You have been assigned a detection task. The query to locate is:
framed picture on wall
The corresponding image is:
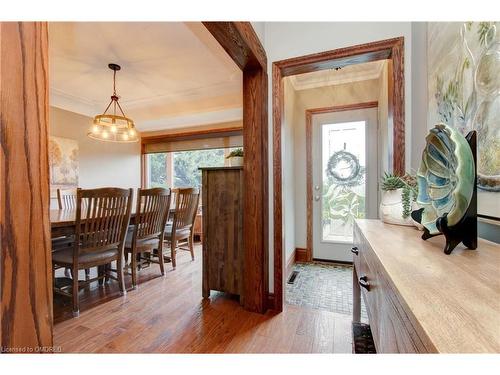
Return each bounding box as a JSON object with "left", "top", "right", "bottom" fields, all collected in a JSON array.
[
  {"left": 48, "top": 136, "right": 79, "bottom": 205},
  {"left": 427, "top": 22, "right": 500, "bottom": 221}
]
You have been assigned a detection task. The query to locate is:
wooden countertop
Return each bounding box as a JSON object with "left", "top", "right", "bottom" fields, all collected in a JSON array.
[{"left": 355, "top": 219, "right": 500, "bottom": 353}]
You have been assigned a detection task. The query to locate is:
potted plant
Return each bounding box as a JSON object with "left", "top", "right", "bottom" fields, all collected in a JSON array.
[
  {"left": 379, "top": 172, "right": 419, "bottom": 226},
  {"left": 226, "top": 148, "right": 243, "bottom": 167}
]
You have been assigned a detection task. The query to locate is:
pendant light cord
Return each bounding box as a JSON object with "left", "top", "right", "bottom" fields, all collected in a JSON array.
[
  {"left": 100, "top": 65, "right": 128, "bottom": 118},
  {"left": 113, "top": 69, "right": 117, "bottom": 96}
]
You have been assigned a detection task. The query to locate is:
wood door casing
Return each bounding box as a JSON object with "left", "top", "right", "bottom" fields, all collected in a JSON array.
[
  {"left": 1, "top": 22, "right": 53, "bottom": 351},
  {"left": 273, "top": 37, "right": 405, "bottom": 312}
]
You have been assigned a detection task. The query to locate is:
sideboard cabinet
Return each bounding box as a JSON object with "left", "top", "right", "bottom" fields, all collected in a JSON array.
[
  {"left": 200, "top": 167, "right": 244, "bottom": 304},
  {"left": 353, "top": 219, "right": 500, "bottom": 353}
]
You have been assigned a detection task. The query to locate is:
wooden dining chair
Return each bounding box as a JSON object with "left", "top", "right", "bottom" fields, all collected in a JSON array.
[
  {"left": 52, "top": 189, "right": 90, "bottom": 279},
  {"left": 57, "top": 188, "right": 77, "bottom": 209},
  {"left": 164, "top": 188, "right": 200, "bottom": 268},
  {"left": 55, "top": 188, "right": 91, "bottom": 279},
  {"left": 124, "top": 188, "right": 171, "bottom": 288},
  {"left": 52, "top": 187, "right": 133, "bottom": 316}
]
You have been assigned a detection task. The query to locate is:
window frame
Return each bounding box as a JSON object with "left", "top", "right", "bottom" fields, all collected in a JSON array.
[{"left": 140, "top": 125, "right": 243, "bottom": 189}]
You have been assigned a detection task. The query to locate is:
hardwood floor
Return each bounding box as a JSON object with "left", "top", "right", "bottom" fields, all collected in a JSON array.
[{"left": 53, "top": 244, "right": 353, "bottom": 353}]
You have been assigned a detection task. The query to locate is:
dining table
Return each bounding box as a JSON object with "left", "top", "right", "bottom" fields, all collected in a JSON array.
[
  {"left": 50, "top": 209, "right": 138, "bottom": 239},
  {"left": 50, "top": 208, "right": 175, "bottom": 239}
]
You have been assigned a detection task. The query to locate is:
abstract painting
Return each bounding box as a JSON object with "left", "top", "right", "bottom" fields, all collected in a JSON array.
[{"left": 427, "top": 22, "right": 500, "bottom": 219}]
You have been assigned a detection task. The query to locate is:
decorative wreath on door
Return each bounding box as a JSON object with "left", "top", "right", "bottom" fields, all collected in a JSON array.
[{"left": 326, "top": 150, "right": 365, "bottom": 187}]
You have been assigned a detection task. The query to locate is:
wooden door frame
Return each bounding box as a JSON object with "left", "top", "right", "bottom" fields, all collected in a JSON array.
[
  {"left": 305, "top": 101, "right": 378, "bottom": 262},
  {"left": 273, "top": 37, "right": 405, "bottom": 312},
  {"left": 203, "top": 22, "right": 268, "bottom": 313}
]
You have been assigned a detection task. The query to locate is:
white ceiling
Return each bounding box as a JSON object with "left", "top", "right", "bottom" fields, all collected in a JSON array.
[
  {"left": 49, "top": 22, "right": 242, "bottom": 131},
  {"left": 289, "top": 60, "right": 386, "bottom": 91}
]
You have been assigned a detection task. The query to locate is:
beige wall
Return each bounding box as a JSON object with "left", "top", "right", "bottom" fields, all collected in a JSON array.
[
  {"left": 282, "top": 78, "right": 296, "bottom": 263},
  {"left": 49, "top": 106, "right": 141, "bottom": 207},
  {"left": 284, "top": 78, "right": 384, "bottom": 250}
]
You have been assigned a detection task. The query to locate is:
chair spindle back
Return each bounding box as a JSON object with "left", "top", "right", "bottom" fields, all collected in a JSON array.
[
  {"left": 74, "top": 188, "right": 133, "bottom": 254},
  {"left": 172, "top": 188, "right": 200, "bottom": 232},
  {"left": 57, "top": 188, "right": 78, "bottom": 209},
  {"left": 133, "top": 188, "right": 171, "bottom": 242}
]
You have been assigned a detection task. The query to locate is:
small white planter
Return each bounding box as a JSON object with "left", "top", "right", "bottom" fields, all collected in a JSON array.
[
  {"left": 228, "top": 156, "right": 243, "bottom": 167},
  {"left": 379, "top": 188, "right": 416, "bottom": 227}
]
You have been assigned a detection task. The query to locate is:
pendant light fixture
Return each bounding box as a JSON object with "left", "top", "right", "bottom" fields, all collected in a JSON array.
[{"left": 88, "top": 63, "right": 139, "bottom": 143}]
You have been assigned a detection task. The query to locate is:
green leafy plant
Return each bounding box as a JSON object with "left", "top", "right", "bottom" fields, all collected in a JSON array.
[
  {"left": 401, "top": 184, "right": 417, "bottom": 218},
  {"left": 226, "top": 148, "right": 243, "bottom": 158},
  {"left": 381, "top": 172, "right": 405, "bottom": 191},
  {"left": 381, "top": 172, "right": 418, "bottom": 218}
]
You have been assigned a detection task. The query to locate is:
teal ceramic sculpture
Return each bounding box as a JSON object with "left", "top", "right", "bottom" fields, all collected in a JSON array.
[{"left": 411, "top": 124, "right": 477, "bottom": 254}]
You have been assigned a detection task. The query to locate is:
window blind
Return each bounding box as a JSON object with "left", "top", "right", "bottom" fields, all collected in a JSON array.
[{"left": 142, "top": 129, "right": 243, "bottom": 154}]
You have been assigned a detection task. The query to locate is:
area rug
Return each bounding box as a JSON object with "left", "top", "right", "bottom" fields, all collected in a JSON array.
[{"left": 285, "top": 262, "right": 368, "bottom": 321}]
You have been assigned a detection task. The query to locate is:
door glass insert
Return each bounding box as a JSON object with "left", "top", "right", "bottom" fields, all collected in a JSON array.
[{"left": 321, "top": 121, "right": 366, "bottom": 242}]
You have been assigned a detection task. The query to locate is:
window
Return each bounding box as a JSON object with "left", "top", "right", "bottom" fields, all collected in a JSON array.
[
  {"left": 148, "top": 153, "right": 168, "bottom": 188},
  {"left": 146, "top": 147, "right": 239, "bottom": 189},
  {"left": 321, "top": 121, "right": 366, "bottom": 242}
]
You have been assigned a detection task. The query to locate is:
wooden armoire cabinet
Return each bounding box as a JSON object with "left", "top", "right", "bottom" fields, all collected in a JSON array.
[{"left": 199, "top": 166, "right": 244, "bottom": 304}]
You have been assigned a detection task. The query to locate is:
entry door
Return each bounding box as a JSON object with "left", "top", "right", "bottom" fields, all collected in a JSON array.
[{"left": 312, "top": 107, "right": 378, "bottom": 262}]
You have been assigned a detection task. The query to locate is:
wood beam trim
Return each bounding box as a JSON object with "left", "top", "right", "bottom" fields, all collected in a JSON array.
[
  {"left": 1, "top": 22, "right": 53, "bottom": 350},
  {"left": 242, "top": 67, "right": 268, "bottom": 313},
  {"left": 204, "top": 22, "right": 268, "bottom": 314},
  {"left": 202, "top": 22, "right": 267, "bottom": 72},
  {"left": 141, "top": 126, "right": 243, "bottom": 146},
  {"left": 276, "top": 37, "right": 402, "bottom": 77},
  {"left": 272, "top": 63, "right": 284, "bottom": 313},
  {"left": 391, "top": 39, "right": 405, "bottom": 175}
]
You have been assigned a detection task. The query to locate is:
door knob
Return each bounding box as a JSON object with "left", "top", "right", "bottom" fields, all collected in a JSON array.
[
  {"left": 314, "top": 185, "right": 320, "bottom": 191},
  {"left": 314, "top": 195, "right": 320, "bottom": 201}
]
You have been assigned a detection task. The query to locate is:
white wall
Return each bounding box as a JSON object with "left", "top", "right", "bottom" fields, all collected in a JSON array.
[
  {"left": 262, "top": 22, "right": 413, "bottom": 291},
  {"left": 50, "top": 106, "right": 141, "bottom": 204},
  {"left": 410, "top": 22, "right": 429, "bottom": 172}
]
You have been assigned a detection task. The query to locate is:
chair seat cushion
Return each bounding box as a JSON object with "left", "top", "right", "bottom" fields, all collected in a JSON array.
[
  {"left": 51, "top": 235, "right": 75, "bottom": 251},
  {"left": 164, "top": 225, "right": 191, "bottom": 240},
  {"left": 52, "top": 247, "right": 119, "bottom": 267},
  {"left": 124, "top": 230, "right": 160, "bottom": 251}
]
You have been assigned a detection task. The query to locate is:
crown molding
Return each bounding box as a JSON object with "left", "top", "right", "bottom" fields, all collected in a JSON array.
[
  {"left": 50, "top": 87, "right": 99, "bottom": 117},
  {"left": 137, "top": 107, "right": 242, "bottom": 131}
]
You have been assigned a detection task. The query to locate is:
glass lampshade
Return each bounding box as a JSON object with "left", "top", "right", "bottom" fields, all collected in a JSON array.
[{"left": 88, "top": 114, "right": 139, "bottom": 143}]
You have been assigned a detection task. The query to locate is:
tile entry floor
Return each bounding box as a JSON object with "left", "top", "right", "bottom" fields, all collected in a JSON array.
[{"left": 286, "top": 262, "right": 368, "bottom": 322}]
